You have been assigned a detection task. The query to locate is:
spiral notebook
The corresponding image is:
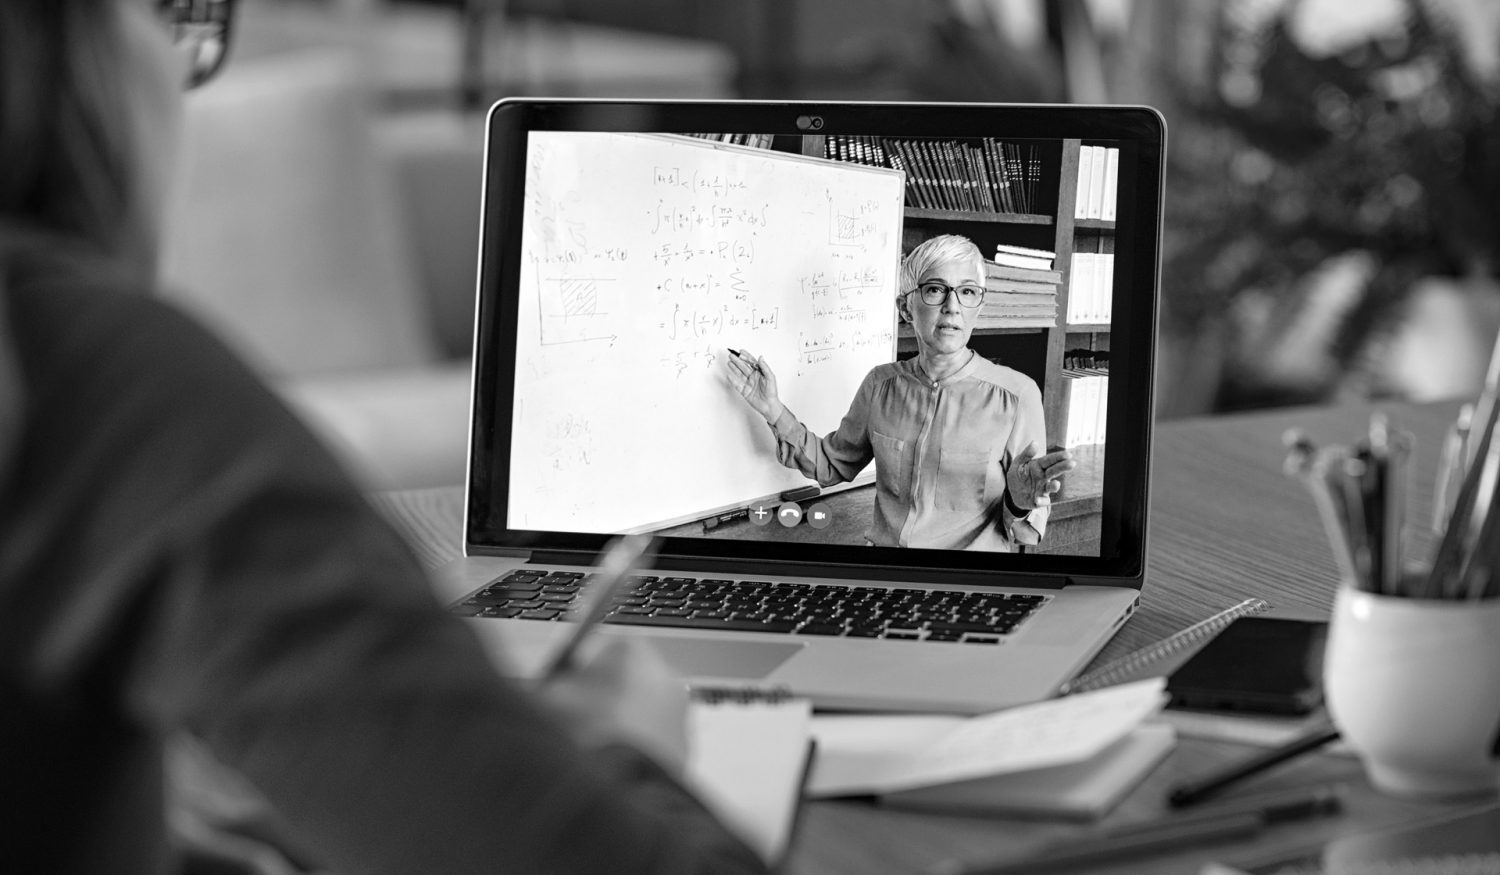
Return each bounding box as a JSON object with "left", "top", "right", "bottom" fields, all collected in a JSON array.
[
  {"left": 684, "top": 687, "right": 814, "bottom": 867},
  {"left": 1061, "top": 598, "right": 1271, "bottom": 694}
]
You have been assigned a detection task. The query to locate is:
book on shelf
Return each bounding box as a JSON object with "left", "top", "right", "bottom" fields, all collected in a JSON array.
[
  {"left": 977, "top": 286, "right": 1057, "bottom": 330},
  {"left": 1074, "top": 145, "right": 1094, "bottom": 220},
  {"left": 1066, "top": 236, "right": 1114, "bottom": 326},
  {"left": 1085, "top": 145, "right": 1106, "bottom": 219},
  {"left": 1062, "top": 351, "right": 1109, "bottom": 447},
  {"left": 980, "top": 256, "right": 1059, "bottom": 331},
  {"left": 1101, "top": 147, "right": 1118, "bottom": 222},
  {"left": 1074, "top": 145, "right": 1119, "bottom": 221},
  {"left": 991, "top": 245, "right": 1057, "bottom": 272},
  {"left": 990, "top": 258, "right": 1062, "bottom": 285},
  {"left": 686, "top": 132, "right": 775, "bottom": 150},
  {"left": 829, "top": 137, "right": 1042, "bottom": 215}
]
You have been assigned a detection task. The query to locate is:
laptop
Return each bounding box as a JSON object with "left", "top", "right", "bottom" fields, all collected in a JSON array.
[{"left": 436, "top": 99, "right": 1165, "bottom": 713}]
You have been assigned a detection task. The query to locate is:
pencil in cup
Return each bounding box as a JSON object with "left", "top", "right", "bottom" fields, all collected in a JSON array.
[
  {"left": 1424, "top": 325, "right": 1500, "bottom": 599},
  {"left": 1284, "top": 422, "right": 1414, "bottom": 597},
  {"left": 1427, "top": 395, "right": 1500, "bottom": 599},
  {"left": 1283, "top": 432, "right": 1363, "bottom": 589}
]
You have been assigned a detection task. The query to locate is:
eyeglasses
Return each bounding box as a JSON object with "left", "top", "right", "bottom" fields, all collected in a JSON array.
[
  {"left": 909, "top": 281, "right": 987, "bottom": 309},
  {"left": 156, "top": 0, "right": 237, "bottom": 89}
]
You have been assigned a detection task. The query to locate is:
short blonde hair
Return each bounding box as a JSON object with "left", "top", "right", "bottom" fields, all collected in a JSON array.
[{"left": 899, "top": 234, "right": 986, "bottom": 293}]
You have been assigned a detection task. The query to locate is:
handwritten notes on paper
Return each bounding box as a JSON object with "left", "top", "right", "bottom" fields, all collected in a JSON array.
[
  {"left": 511, "top": 132, "right": 905, "bottom": 533},
  {"left": 807, "top": 679, "right": 1168, "bottom": 797}
]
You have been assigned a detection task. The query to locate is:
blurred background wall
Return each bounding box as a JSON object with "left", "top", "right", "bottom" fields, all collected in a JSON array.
[{"left": 166, "top": 0, "right": 1500, "bottom": 448}]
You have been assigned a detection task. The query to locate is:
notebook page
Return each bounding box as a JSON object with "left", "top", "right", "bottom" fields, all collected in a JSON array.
[
  {"left": 810, "top": 678, "right": 1166, "bottom": 796},
  {"left": 684, "top": 692, "right": 813, "bottom": 865}
]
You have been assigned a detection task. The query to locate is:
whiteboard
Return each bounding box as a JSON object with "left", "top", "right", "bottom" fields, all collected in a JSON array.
[{"left": 510, "top": 132, "right": 905, "bottom": 533}]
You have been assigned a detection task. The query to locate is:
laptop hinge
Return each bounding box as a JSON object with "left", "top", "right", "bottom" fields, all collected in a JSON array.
[{"left": 525, "top": 550, "right": 1075, "bottom": 589}]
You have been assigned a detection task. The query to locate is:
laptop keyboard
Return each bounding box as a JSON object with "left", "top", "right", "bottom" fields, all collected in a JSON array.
[{"left": 451, "top": 569, "right": 1048, "bottom": 644}]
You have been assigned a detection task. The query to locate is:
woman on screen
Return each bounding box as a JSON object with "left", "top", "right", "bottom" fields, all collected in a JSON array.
[{"left": 726, "top": 234, "right": 1074, "bottom": 550}]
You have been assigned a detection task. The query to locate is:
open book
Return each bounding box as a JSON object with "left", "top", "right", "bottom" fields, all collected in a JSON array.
[
  {"left": 683, "top": 688, "right": 814, "bottom": 866},
  {"left": 807, "top": 679, "right": 1171, "bottom": 819}
]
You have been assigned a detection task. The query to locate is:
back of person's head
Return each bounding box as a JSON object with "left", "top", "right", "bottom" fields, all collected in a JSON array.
[{"left": 0, "top": 0, "right": 154, "bottom": 271}]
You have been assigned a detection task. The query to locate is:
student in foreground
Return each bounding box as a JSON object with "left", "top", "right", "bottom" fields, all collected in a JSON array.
[
  {"left": 0, "top": 1, "right": 763, "bottom": 873},
  {"left": 726, "top": 234, "right": 1076, "bottom": 551}
]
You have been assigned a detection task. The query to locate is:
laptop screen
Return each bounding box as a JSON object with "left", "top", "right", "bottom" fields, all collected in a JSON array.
[{"left": 468, "top": 101, "right": 1162, "bottom": 586}]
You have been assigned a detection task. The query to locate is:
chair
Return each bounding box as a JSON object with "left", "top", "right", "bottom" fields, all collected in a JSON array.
[{"left": 159, "top": 47, "right": 480, "bottom": 489}]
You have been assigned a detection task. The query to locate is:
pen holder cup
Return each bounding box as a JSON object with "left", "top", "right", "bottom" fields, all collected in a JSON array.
[{"left": 1324, "top": 585, "right": 1500, "bottom": 799}]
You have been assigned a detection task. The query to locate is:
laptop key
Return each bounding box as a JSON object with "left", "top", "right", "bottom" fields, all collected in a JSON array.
[{"left": 927, "top": 621, "right": 1007, "bottom": 636}]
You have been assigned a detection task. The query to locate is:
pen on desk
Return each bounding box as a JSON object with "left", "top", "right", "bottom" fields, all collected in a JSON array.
[
  {"left": 703, "top": 507, "right": 750, "bottom": 531},
  {"left": 1167, "top": 723, "right": 1342, "bottom": 807},
  {"left": 926, "top": 784, "right": 1345, "bottom": 875},
  {"left": 538, "top": 532, "right": 655, "bottom": 680}
]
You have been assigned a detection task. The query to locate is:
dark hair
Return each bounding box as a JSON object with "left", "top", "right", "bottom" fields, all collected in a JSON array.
[{"left": 0, "top": 0, "right": 147, "bottom": 266}]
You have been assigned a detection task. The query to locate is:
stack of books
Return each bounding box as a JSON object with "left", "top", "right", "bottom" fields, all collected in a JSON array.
[{"left": 979, "top": 254, "right": 1060, "bottom": 330}]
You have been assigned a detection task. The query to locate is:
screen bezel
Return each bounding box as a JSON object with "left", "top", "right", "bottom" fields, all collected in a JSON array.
[{"left": 466, "top": 99, "right": 1163, "bottom": 588}]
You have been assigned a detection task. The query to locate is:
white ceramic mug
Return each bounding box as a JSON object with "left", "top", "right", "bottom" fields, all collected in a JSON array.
[{"left": 1324, "top": 586, "right": 1500, "bottom": 798}]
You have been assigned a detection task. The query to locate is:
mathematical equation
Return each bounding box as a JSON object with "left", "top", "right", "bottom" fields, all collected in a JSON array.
[
  {"left": 649, "top": 200, "right": 769, "bottom": 235},
  {"left": 799, "top": 329, "right": 894, "bottom": 366},
  {"left": 661, "top": 303, "right": 780, "bottom": 342},
  {"left": 652, "top": 165, "right": 752, "bottom": 198}
]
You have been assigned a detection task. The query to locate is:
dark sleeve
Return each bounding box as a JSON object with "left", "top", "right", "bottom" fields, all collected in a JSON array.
[{"left": 2, "top": 283, "right": 765, "bottom": 875}]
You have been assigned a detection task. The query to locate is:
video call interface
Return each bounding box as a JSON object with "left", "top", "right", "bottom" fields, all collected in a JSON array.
[{"left": 505, "top": 131, "right": 1119, "bottom": 559}]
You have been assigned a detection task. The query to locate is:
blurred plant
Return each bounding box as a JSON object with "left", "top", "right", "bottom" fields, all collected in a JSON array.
[{"left": 1162, "top": 0, "right": 1500, "bottom": 410}]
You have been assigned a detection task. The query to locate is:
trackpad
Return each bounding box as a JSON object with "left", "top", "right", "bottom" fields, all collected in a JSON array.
[{"left": 645, "top": 636, "right": 803, "bottom": 679}]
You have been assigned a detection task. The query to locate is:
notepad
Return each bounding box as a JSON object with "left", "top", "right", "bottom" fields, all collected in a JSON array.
[
  {"left": 683, "top": 688, "right": 814, "bottom": 866},
  {"left": 881, "top": 723, "right": 1176, "bottom": 819},
  {"left": 807, "top": 678, "right": 1168, "bottom": 802}
]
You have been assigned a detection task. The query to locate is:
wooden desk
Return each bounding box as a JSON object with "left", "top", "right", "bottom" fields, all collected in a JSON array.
[{"left": 372, "top": 397, "right": 1483, "bottom": 874}]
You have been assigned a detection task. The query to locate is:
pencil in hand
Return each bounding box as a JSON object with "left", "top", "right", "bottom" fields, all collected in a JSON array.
[{"left": 539, "top": 533, "right": 656, "bottom": 680}]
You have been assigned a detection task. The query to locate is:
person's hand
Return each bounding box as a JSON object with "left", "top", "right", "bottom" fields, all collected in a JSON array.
[
  {"left": 537, "top": 637, "right": 690, "bottom": 774},
  {"left": 724, "top": 348, "right": 784, "bottom": 424},
  {"left": 1005, "top": 442, "right": 1076, "bottom": 512}
]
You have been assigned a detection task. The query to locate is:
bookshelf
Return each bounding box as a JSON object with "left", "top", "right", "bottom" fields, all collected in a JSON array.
[{"left": 807, "top": 136, "right": 1114, "bottom": 450}]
